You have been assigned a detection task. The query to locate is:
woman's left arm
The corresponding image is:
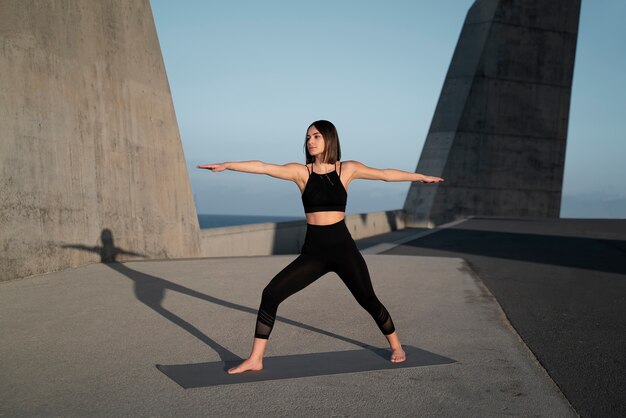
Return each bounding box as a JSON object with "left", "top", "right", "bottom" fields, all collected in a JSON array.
[{"left": 350, "top": 161, "right": 444, "bottom": 183}]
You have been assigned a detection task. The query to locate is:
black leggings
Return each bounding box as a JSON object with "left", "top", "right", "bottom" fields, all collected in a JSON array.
[{"left": 254, "top": 219, "right": 396, "bottom": 339}]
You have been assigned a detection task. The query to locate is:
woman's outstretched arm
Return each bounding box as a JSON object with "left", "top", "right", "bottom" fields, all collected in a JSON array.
[
  {"left": 347, "top": 160, "right": 444, "bottom": 183},
  {"left": 197, "top": 160, "right": 302, "bottom": 182}
]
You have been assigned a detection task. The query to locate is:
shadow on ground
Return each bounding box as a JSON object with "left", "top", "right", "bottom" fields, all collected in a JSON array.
[
  {"left": 63, "top": 227, "right": 456, "bottom": 386},
  {"left": 383, "top": 217, "right": 626, "bottom": 418}
]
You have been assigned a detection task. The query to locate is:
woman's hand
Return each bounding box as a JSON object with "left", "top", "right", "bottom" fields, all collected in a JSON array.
[
  {"left": 197, "top": 163, "right": 227, "bottom": 172},
  {"left": 420, "top": 175, "right": 444, "bottom": 183}
]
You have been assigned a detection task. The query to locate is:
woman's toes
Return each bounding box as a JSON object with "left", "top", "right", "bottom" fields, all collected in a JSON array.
[
  {"left": 227, "top": 365, "right": 243, "bottom": 374},
  {"left": 227, "top": 359, "right": 263, "bottom": 374},
  {"left": 391, "top": 349, "right": 406, "bottom": 363}
]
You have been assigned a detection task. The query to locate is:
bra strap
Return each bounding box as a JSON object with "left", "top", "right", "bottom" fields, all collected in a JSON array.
[{"left": 339, "top": 161, "right": 342, "bottom": 177}]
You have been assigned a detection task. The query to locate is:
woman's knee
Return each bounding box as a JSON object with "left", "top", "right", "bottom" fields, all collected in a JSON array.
[{"left": 261, "top": 286, "right": 283, "bottom": 309}]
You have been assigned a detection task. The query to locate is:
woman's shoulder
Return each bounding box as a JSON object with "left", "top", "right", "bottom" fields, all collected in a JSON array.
[
  {"left": 281, "top": 162, "right": 309, "bottom": 169},
  {"left": 339, "top": 160, "right": 362, "bottom": 170},
  {"left": 284, "top": 162, "right": 310, "bottom": 176}
]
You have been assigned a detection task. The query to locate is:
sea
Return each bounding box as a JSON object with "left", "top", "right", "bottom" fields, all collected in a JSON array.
[{"left": 197, "top": 214, "right": 304, "bottom": 229}]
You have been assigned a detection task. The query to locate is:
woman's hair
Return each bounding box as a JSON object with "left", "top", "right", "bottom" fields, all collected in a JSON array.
[{"left": 304, "top": 120, "right": 342, "bottom": 164}]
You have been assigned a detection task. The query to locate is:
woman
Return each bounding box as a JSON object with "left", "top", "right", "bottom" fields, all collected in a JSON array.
[{"left": 197, "top": 120, "right": 444, "bottom": 374}]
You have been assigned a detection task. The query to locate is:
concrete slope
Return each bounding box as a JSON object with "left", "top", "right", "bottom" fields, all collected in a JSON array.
[{"left": 384, "top": 217, "right": 626, "bottom": 417}]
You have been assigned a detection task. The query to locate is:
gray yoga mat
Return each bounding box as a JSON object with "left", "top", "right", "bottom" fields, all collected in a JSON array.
[{"left": 156, "top": 345, "right": 455, "bottom": 388}]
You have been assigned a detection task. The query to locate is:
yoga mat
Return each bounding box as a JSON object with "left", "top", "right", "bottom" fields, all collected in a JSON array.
[{"left": 156, "top": 345, "right": 455, "bottom": 388}]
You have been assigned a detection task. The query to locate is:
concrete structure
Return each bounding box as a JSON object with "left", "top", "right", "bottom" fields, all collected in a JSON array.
[
  {"left": 0, "top": 1, "right": 201, "bottom": 281},
  {"left": 0, "top": 0, "right": 585, "bottom": 280},
  {"left": 200, "top": 210, "right": 405, "bottom": 257},
  {"left": 382, "top": 217, "right": 626, "bottom": 417},
  {"left": 404, "top": 0, "right": 581, "bottom": 227}
]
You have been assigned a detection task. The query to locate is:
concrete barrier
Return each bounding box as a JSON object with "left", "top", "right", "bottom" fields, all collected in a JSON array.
[
  {"left": 0, "top": 1, "right": 201, "bottom": 282},
  {"left": 403, "top": 0, "right": 581, "bottom": 226},
  {"left": 199, "top": 209, "right": 406, "bottom": 257}
]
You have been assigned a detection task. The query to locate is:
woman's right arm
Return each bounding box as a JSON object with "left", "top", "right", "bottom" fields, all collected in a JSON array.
[{"left": 197, "top": 160, "right": 301, "bottom": 182}]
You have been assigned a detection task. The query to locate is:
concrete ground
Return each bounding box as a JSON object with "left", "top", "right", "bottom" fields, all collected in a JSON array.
[
  {"left": 0, "top": 243, "right": 575, "bottom": 416},
  {"left": 381, "top": 217, "right": 626, "bottom": 418}
]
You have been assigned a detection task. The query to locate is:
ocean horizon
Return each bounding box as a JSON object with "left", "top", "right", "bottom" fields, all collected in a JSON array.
[{"left": 197, "top": 213, "right": 304, "bottom": 229}]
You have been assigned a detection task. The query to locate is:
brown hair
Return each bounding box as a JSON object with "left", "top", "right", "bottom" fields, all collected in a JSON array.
[{"left": 304, "top": 120, "right": 342, "bottom": 164}]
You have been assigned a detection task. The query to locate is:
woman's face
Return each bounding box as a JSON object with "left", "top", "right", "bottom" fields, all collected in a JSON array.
[{"left": 306, "top": 125, "right": 325, "bottom": 159}]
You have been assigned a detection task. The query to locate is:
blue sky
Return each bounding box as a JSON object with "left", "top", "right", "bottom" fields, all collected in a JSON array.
[{"left": 150, "top": 0, "right": 626, "bottom": 218}]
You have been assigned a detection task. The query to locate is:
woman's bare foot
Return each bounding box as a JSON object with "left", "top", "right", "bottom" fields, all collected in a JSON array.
[
  {"left": 227, "top": 357, "right": 263, "bottom": 374},
  {"left": 384, "top": 331, "right": 406, "bottom": 363},
  {"left": 390, "top": 346, "right": 406, "bottom": 363}
]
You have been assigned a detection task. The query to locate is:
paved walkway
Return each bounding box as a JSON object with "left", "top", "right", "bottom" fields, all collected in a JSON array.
[
  {"left": 0, "top": 249, "right": 574, "bottom": 416},
  {"left": 382, "top": 217, "right": 626, "bottom": 418}
]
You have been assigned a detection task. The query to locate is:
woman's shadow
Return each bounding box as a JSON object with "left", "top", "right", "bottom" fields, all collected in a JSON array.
[{"left": 62, "top": 228, "right": 381, "bottom": 367}]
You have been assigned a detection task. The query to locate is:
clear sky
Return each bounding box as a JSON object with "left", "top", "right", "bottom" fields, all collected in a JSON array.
[{"left": 150, "top": 0, "right": 626, "bottom": 218}]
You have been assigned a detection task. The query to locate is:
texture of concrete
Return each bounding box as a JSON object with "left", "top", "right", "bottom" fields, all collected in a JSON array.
[
  {"left": 404, "top": 0, "right": 581, "bottom": 226},
  {"left": 0, "top": 255, "right": 575, "bottom": 416},
  {"left": 383, "top": 217, "right": 626, "bottom": 417},
  {"left": 0, "top": 0, "right": 201, "bottom": 282}
]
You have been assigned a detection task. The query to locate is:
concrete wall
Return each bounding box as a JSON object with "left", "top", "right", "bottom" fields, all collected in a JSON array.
[
  {"left": 200, "top": 210, "right": 406, "bottom": 257},
  {"left": 403, "top": 0, "right": 581, "bottom": 226},
  {"left": 0, "top": 1, "right": 202, "bottom": 281}
]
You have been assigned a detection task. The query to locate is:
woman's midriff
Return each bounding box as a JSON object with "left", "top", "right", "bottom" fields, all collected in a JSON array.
[
  {"left": 305, "top": 211, "right": 345, "bottom": 226},
  {"left": 302, "top": 217, "right": 354, "bottom": 257}
]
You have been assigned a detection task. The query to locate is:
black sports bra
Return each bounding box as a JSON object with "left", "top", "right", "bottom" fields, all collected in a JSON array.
[{"left": 301, "top": 162, "right": 347, "bottom": 213}]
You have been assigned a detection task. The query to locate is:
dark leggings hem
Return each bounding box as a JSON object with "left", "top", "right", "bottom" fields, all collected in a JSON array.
[{"left": 383, "top": 327, "right": 396, "bottom": 336}]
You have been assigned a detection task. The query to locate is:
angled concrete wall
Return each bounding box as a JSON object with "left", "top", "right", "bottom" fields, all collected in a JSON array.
[
  {"left": 403, "top": 0, "right": 581, "bottom": 227},
  {"left": 0, "top": 0, "right": 202, "bottom": 281}
]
